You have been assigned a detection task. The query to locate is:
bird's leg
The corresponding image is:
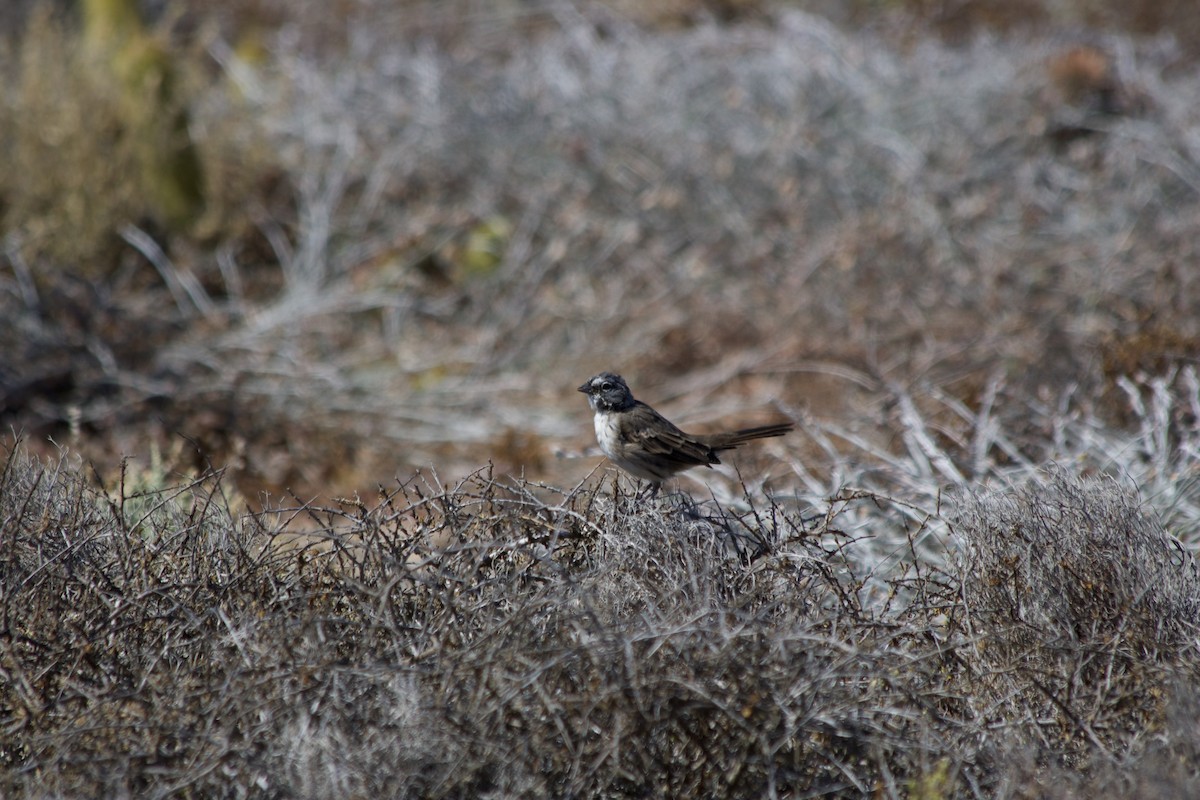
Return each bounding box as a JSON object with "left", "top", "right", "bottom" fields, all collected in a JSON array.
[{"left": 641, "top": 481, "right": 662, "bottom": 500}]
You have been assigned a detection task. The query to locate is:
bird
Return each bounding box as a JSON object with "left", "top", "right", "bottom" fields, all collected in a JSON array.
[{"left": 578, "top": 372, "right": 794, "bottom": 495}]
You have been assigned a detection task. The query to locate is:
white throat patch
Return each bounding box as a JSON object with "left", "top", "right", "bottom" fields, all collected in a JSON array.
[{"left": 592, "top": 409, "right": 622, "bottom": 460}]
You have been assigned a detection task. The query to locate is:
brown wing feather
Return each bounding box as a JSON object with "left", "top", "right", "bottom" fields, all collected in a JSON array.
[
  {"left": 623, "top": 402, "right": 720, "bottom": 467},
  {"left": 614, "top": 403, "right": 794, "bottom": 476}
]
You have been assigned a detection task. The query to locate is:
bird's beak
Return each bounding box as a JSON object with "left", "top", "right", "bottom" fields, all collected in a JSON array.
[{"left": 577, "top": 383, "right": 590, "bottom": 393}]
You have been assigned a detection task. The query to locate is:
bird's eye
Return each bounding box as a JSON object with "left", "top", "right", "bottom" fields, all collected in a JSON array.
[{"left": 600, "top": 381, "right": 612, "bottom": 391}]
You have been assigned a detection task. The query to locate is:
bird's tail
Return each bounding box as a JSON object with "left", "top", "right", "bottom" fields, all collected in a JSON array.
[{"left": 705, "top": 421, "right": 795, "bottom": 450}]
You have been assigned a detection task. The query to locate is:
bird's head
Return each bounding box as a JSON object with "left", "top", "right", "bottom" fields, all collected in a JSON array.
[{"left": 577, "top": 372, "right": 636, "bottom": 412}]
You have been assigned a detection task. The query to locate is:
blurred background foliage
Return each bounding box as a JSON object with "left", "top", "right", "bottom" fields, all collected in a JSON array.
[{"left": 1, "top": 0, "right": 1199, "bottom": 503}]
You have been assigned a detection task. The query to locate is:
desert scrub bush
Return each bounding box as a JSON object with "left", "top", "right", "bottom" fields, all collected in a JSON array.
[
  {"left": 0, "top": 444, "right": 972, "bottom": 798},
  {"left": 182, "top": 6, "right": 1200, "bottom": 498},
  {"left": 798, "top": 368, "right": 1200, "bottom": 552},
  {"left": 5, "top": 443, "right": 1200, "bottom": 797},
  {"left": 953, "top": 468, "right": 1200, "bottom": 763},
  {"left": 0, "top": 443, "right": 282, "bottom": 798},
  {"left": 266, "top": 474, "right": 969, "bottom": 799}
]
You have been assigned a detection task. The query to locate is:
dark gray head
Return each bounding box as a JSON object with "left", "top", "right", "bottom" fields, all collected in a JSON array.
[{"left": 577, "top": 372, "right": 636, "bottom": 412}]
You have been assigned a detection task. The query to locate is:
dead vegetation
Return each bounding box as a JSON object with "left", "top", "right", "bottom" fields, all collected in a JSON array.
[
  {"left": 4, "top": 1, "right": 1200, "bottom": 499},
  {"left": 1, "top": 438, "right": 1197, "bottom": 798},
  {"left": 3, "top": 2, "right": 1200, "bottom": 795}
]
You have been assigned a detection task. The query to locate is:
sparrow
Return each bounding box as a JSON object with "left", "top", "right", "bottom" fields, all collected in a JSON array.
[{"left": 578, "top": 372, "right": 794, "bottom": 494}]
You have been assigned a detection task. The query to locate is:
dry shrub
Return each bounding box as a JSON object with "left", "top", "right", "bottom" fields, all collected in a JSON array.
[
  {"left": 0, "top": 445, "right": 963, "bottom": 798},
  {"left": 954, "top": 468, "right": 1200, "bottom": 760},
  {"left": 5, "top": 441, "right": 1200, "bottom": 797},
  {"left": 0, "top": 445, "right": 276, "bottom": 799},
  {"left": 827, "top": 0, "right": 1200, "bottom": 57},
  {"left": 270, "top": 477, "right": 962, "bottom": 798},
  {"left": 7, "top": 0, "right": 1200, "bottom": 504}
]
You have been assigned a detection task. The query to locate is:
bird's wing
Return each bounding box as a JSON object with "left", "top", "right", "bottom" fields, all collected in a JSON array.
[{"left": 624, "top": 403, "right": 719, "bottom": 467}]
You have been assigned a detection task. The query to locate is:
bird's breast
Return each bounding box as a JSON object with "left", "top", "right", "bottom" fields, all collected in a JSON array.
[{"left": 593, "top": 410, "right": 624, "bottom": 460}]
